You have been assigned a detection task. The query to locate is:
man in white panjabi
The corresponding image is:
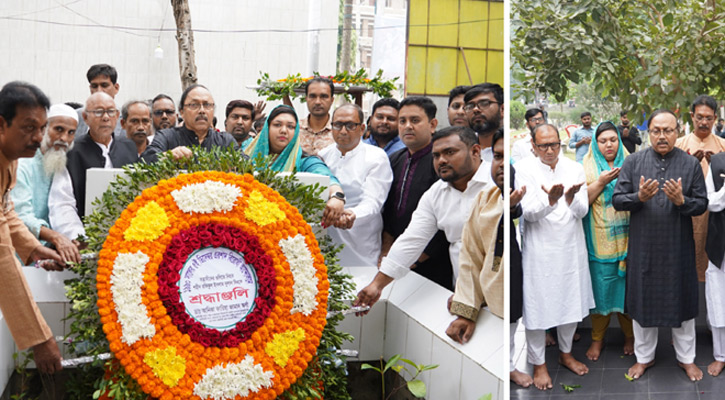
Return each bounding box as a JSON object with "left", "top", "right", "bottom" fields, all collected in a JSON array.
[
  {"left": 704, "top": 151, "right": 725, "bottom": 377},
  {"left": 319, "top": 104, "right": 393, "bottom": 266},
  {"left": 515, "top": 123, "right": 594, "bottom": 390}
]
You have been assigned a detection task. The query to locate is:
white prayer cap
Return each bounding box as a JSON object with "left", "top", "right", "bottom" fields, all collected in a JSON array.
[{"left": 47, "top": 104, "right": 78, "bottom": 123}]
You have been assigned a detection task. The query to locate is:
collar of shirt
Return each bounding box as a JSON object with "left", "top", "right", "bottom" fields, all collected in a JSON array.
[
  {"left": 301, "top": 114, "right": 332, "bottom": 135},
  {"left": 443, "top": 160, "right": 490, "bottom": 193},
  {"left": 180, "top": 125, "right": 214, "bottom": 144},
  {"left": 365, "top": 134, "right": 401, "bottom": 149},
  {"left": 333, "top": 140, "right": 365, "bottom": 159},
  {"left": 93, "top": 136, "right": 115, "bottom": 168},
  {"left": 407, "top": 142, "right": 433, "bottom": 162}
]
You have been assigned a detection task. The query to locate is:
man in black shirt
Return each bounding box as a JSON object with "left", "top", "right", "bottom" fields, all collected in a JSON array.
[
  {"left": 142, "top": 84, "right": 238, "bottom": 163},
  {"left": 617, "top": 110, "right": 641, "bottom": 153}
]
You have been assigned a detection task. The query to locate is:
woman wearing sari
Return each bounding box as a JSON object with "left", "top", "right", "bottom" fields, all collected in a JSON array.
[
  {"left": 583, "top": 121, "right": 634, "bottom": 361},
  {"left": 244, "top": 105, "right": 345, "bottom": 228}
]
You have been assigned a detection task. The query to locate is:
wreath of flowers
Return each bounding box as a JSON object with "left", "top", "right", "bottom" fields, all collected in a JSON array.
[
  {"left": 256, "top": 68, "right": 399, "bottom": 101},
  {"left": 96, "top": 171, "right": 329, "bottom": 400}
]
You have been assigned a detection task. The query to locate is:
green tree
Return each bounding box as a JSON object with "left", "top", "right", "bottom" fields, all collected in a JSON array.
[
  {"left": 510, "top": 100, "right": 527, "bottom": 130},
  {"left": 512, "top": 0, "right": 725, "bottom": 120}
]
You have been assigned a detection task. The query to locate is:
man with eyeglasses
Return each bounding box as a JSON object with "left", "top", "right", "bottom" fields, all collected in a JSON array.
[
  {"left": 319, "top": 104, "right": 393, "bottom": 266},
  {"left": 447, "top": 85, "right": 470, "bottom": 128},
  {"left": 511, "top": 108, "right": 549, "bottom": 163},
  {"left": 515, "top": 123, "right": 593, "bottom": 390},
  {"left": 675, "top": 95, "right": 725, "bottom": 283},
  {"left": 142, "top": 84, "right": 237, "bottom": 163},
  {"left": 613, "top": 109, "right": 708, "bottom": 382},
  {"left": 463, "top": 83, "right": 503, "bottom": 162},
  {"left": 363, "top": 98, "right": 405, "bottom": 157},
  {"left": 151, "top": 94, "right": 177, "bottom": 132},
  {"left": 75, "top": 64, "right": 125, "bottom": 137},
  {"left": 49, "top": 92, "right": 137, "bottom": 237},
  {"left": 569, "top": 111, "right": 594, "bottom": 162},
  {"left": 618, "top": 110, "right": 641, "bottom": 153}
]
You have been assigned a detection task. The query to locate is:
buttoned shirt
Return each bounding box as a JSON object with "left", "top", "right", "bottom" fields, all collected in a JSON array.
[
  {"left": 379, "top": 162, "right": 490, "bottom": 283},
  {"left": 319, "top": 142, "right": 393, "bottom": 266},
  {"left": 569, "top": 126, "right": 595, "bottom": 162},
  {"left": 11, "top": 149, "right": 52, "bottom": 240},
  {"left": 0, "top": 150, "right": 53, "bottom": 350},
  {"left": 299, "top": 115, "right": 333, "bottom": 155}
]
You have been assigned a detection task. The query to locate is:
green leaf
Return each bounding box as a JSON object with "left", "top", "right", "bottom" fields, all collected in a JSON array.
[
  {"left": 361, "top": 364, "right": 381, "bottom": 373},
  {"left": 407, "top": 379, "right": 427, "bottom": 398},
  {"left": 419, "top": 364, "right": 439, "bottom": 372},
  {"left": 384, "top": 354, "right": 402, "bottom": 372},
  {"left": 560, "top": 383, "right": 581, "bottom": 392},
  {"left": 663, "top": 13, "right": 673, "bottom": 26},
  {"left": 625, "top": 373, "right": 634, "bottom": 381},
  {"left": 392, "top": 365, "right": 404, "bottom": 373},
  {"left": 478, "top": 394, "right": 493, "bottom": 400}
]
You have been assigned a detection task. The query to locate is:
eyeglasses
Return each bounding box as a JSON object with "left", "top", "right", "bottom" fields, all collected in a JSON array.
[
  {"left": 464, "top": 100, "right": 499, "bottom": 111},
  {"left": 534, "top": 142, "right": 561, "bottom": 151},
  {"left": 184, "top": 103, "right": 215, "bottom": 111},
  {"left": 694, "top": 115, "right": 715, "bottom": 123},
  {"left": 88, "top": 109, "right": 118, "bottom": 118},
  {"left": 650, "top": 128, "right": 677, "bottom": 137},
  {"left": 528, "top": 117, "right": 545, "bottom": 124},
  {"left": 153, "top": 109, "right": 175, "bottom": 117},
  {"left": 332, "top": 122, "right": 361, "bottom": 131}
]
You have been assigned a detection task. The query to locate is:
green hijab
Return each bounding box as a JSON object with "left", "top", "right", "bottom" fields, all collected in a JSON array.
[{"left": 243, "top": 105, "right": 302, "bottom": 172}]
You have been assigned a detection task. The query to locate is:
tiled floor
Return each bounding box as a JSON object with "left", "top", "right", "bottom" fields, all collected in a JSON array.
[{"left": 510, "top": 325, "right": 725, "bottom": 399}]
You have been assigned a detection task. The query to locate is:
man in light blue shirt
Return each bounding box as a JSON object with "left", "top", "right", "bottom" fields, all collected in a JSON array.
[
  {"left": 363, "top": 98, "right": 405, "bottom": 157},
  {"left": 12, "top": 104, "right": 81, "bottom": 263},
  {"left": 569, "top": 111, "right": 594, "bottom": 162}
]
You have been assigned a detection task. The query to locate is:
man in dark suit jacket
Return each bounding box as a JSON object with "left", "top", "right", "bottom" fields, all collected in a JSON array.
[{"left": 66, "top": 92, "right": 137, "bottom": 217}]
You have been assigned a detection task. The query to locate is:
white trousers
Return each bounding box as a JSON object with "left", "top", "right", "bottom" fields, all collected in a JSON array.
[
  {"left": 525, "top": 322, "right": 577, "bottom": 366},
  {"left": 510, "top": 321, "right": 518, "bottom": 371},
  {"left": 713, "top": 326, "right": 725, "bottom": 362},
  {"left": 632, "top": 318, "right": 696, "bottom": 364}
]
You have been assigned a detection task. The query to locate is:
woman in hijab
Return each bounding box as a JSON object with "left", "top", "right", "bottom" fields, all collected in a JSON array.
[
  {"left": 582, "top": 121, "right": 633, "bottom": 361},
  {"left": 244, "top": 105, "right": 345, "bottom": 228}
]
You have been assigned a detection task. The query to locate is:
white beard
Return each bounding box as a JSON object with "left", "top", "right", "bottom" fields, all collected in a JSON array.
[{"left": 42, "top": 148, "right": 69, "bottom": 177}]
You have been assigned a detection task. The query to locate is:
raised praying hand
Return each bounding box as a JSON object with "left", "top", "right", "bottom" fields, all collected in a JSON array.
[
  {"left": 542, "top": 183, "right": 564, "bottom": 206},
  {"left": 564, "top": 182, "right": 585, "bottom": 205},
  {"left": 510, "top": 186, "right": 526, "bottom": 209},
  {"left": 637, "top": 176, "right": 659, "bottom": 202},
  {"left": 663, "top": 177, "right": 685, "bottom": 206}
]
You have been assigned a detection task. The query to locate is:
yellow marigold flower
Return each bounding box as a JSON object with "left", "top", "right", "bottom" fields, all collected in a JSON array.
[
  {"left": 244, "top": 190, "right": 286, "bottom": 226},
  {"left": 124, "top": 201, "right": 169, "bottom": 242},
  {"left": 143, "top": 346, "right": 187, "bottom": 387},
  {"left": 265, "top": 328, "right": 306, "bottom": 367}
]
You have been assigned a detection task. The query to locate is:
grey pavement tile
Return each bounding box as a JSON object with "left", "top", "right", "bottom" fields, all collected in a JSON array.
[
  {"left": 647, "top": 366, "right": 701, "bottom": 393},
  {"left": 600, "top": 394, "right": 649, "bottom": 400},
  {"left": 600, "top": 347, "right": 636, "bottom": 369},
  {"left": 510, "top": 385, "right": 551, "bottom": 399},
  {"left": 599, "top": 368, "right": 648, "bottom": 394},
  {"left": 648, "top": 392, "right": 700, "bottom": 400},
  {"left": 548, "top": 395, "right": 599, "bottom": 400},
  {"left": 550, "top": 368, "right": 603, "bottom": 396},
  {"left": 695, "top": 372, "right": 725, "bottom": 393}
]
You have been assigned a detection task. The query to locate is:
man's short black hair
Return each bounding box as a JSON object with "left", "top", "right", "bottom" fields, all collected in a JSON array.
[
  {"left": 580, "top": 111, "right": 591, "bottom": 119},
  {"left": 647, "top": 109, "right": 681, "bottom": 132},
  {"left": 448, "top": 85, "right": 470, "bottom": 106},
  {"left": 531, "top": 123, "right": 559, "bottom": 143},
  {"left": 431, "top": 125, "right": 478, "bottom": 147},
  {"left": 332, "top": 104, "right": 364, "bottom": 123},
  {"left": 371, "top": 98, "right": 400, "bottom": 115},
  {"left": 399, "top": 96, "right": 437, "bottom": 121},
  {"left": 0, "top": 81, "right": 50, "bottom": 126},
  {"left": 463, "top": 83, "right": 503, "bottom": 105},
  {"left": 152, "top": 94, "right": 175, "bottom": 107},
  {"left": 86, "top": 64, "right": 118, "bottom": 84},
  {"left": 179, "top": 84, "right": 209, "bottom": 110},
  {"left": 691, "top": 94, "right": 718, "bottom": 114},
  {"left": 525, "top": 108, "right": 545, "bottom": 122},
  {"left": 225, "top": 100, "right": 255, "bottom": 120},
  {"left": 620, "top": 110, "right": 629, "bottom": 117},
  {"left": 492, "top": 127, "right": 504, "bottom": 147},
  {"left": 65, "top": 101, "right": 83, "bottom": 110},
  {"left": 121, "top": 100, "right": 151, "bottom": 121},
  {"left": 304, "top": 76, "right": 334, "bottom": 97}
]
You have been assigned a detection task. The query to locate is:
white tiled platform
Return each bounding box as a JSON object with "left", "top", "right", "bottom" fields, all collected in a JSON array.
[{"left": 342, "top": 266, "right": 504, "bottom": 400}]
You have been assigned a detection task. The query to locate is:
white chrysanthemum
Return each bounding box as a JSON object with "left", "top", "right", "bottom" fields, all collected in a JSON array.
[
  {"left": 171, "top": 181, "right": 242, "bottom": 214},
  {"left": 110, "top": 251, "right": 155, "bottom": 344},
  {"left": 193, "top": 355, "right": 274, "bottom": 400},
  {"left": 279, "top": 235, "right": 319, "bottom": 315}
]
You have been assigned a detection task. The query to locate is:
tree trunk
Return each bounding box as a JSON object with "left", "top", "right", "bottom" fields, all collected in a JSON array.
[
  {"left": 171, "top": 0, "right": 198, "bottom": 90},
  {"left": 340, "top": 0, "right": 353, "bottom": 72}
]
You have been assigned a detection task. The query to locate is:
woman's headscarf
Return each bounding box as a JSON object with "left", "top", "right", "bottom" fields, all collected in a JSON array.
[
  {"left": 582, "top": 121, "right": 629, "bottom": 275},
  {"left": 243, "top": 105, "right": 302, "bottom": 172}
]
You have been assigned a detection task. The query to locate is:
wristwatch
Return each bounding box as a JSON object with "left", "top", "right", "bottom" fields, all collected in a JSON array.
[{"left": 330, "top": 192, "right": 346, "bottom": 204}]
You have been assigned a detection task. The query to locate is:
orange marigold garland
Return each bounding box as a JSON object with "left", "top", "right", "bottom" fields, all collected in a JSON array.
[{"left": 96, "top": 171, "right": 329, "bottom": 400}]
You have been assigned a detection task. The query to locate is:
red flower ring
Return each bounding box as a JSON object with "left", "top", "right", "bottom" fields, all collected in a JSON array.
[{"left": 158, "top": 224, "right": 277, "bottom": 348}]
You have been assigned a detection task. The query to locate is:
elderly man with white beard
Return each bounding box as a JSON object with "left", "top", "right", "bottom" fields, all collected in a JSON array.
[{"left": 11, "top": 104, "right": 81, "bottom": 264}]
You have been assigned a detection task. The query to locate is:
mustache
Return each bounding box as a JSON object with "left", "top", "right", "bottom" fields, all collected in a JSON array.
[{"left": 52, "top": 140, "right": 68, "bottom": 148}]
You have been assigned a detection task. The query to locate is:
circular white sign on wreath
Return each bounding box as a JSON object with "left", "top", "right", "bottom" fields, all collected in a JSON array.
[{"left": 179, "top": 247, "right": 258, "bottom": 331}]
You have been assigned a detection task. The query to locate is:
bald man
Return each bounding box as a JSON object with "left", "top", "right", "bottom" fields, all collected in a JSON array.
[{"left": 48, "top": 92, "right": 137, "bottom": 240}]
